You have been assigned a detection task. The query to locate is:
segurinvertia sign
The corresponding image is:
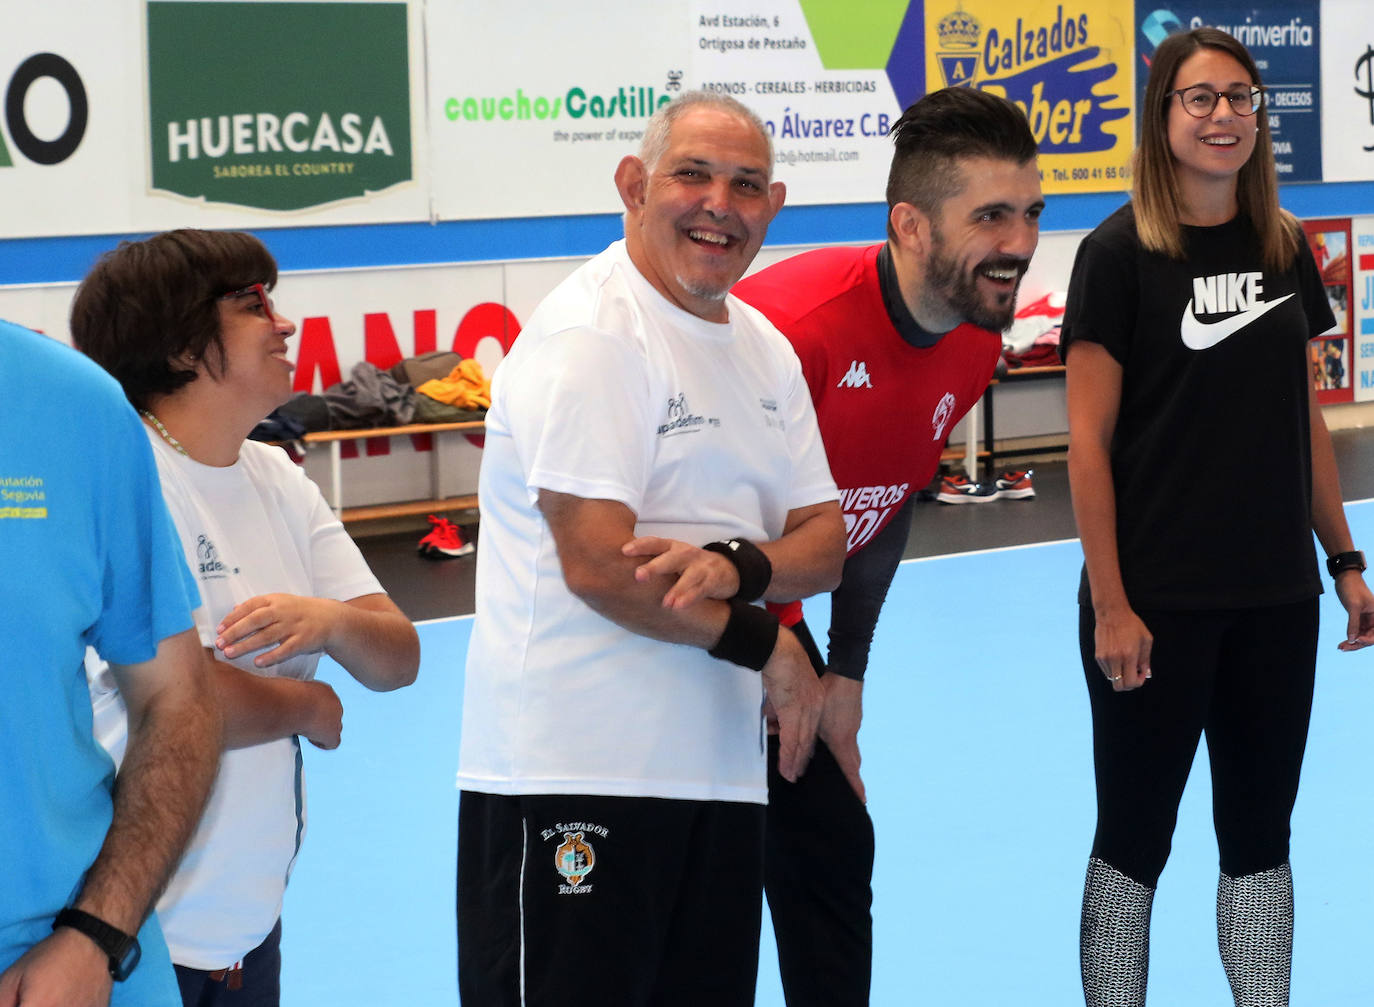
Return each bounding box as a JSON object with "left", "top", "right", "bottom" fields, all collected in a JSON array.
[{"left": 147, "top": 1, "right": 412, "bottom": 212}]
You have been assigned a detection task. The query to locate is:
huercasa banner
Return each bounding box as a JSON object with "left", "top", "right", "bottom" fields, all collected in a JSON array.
[{"left": 147, "top": 1, "right": 413, "bottom": 211}]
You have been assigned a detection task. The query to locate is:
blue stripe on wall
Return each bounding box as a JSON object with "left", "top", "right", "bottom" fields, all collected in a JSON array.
[{"left": 2, "top": 181, "right": 1371, "bottom": 287}]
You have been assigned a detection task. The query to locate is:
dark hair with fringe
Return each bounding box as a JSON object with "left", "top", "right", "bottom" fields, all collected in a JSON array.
[
  {"left": 71, "top": 229, "right": 278, "bottom": 410},
  {"left": 885, "top": 86, "right": 1038, "bottom": 239}
]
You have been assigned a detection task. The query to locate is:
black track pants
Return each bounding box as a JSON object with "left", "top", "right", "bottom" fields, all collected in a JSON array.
[{"left": 764, "top": 619, "right": 875, "bottom": 1007}]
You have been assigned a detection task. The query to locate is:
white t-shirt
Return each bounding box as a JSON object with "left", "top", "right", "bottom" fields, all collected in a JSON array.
[
  {"left": 458, "top": 240, "right": 838, "bottom": 805},
  {"left": 88, "top": 434, "right": 382, "bottom": 969}
]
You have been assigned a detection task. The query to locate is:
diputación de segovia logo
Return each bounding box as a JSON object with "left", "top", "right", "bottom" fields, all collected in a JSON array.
[{"left": 147, "top": 1, "right": 412, "bottom": 212}]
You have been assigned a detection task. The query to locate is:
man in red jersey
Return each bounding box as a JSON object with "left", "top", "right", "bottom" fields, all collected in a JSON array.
[{"left": 734, "top": 86, "right": 1043, "bottom": 1006}]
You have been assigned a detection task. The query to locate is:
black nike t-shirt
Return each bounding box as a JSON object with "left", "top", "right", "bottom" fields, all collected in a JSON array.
[{"left": 1060, "top": 202, "right": 1334, "bottom": 610}]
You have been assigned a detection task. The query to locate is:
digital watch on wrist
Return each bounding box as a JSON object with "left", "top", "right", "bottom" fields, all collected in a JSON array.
[{"left": 53, "top": 908, "right": 141, "bottom": 981}]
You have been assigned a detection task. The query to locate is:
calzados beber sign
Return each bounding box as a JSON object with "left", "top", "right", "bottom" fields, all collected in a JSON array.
[{"left": 147, "top": 1, "right": 412, "bottom": 211}]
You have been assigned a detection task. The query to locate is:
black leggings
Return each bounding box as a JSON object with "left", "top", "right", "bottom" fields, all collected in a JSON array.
[{"left": 1079, "top": 598, "right": 1318, "bottom": 886}]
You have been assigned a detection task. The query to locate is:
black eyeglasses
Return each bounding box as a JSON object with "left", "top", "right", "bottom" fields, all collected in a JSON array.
[
  {"left": 1168, "top": 84, "right": 1264, "bottom": 118},
  {"left": 218, "top": 282, "right": 276, "bottom": 323}
]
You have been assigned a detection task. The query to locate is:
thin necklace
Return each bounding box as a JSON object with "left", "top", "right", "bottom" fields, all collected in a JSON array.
[{"left": 141, "top": 410, "right": 189, "bottom": 457}]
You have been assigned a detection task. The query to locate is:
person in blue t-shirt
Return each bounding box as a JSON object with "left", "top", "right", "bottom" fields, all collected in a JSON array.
[{"left": 0, "top": 320, "right": 221, "bottom": 1007}]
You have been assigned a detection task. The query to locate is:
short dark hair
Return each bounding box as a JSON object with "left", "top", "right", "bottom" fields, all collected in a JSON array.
[
  {"left": 71, "top": 229, "right": 278, "bottom": 409},
  {"left": 885, "top": 87, "right": 1038, "bottom": 237}
]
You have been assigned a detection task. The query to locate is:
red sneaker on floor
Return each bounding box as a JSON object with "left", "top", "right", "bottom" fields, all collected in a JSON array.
[
  {"left": 994, "top": 469, "right": 1036, "bottom": 500},
  {"left": 936, "top": 473, "right": 1000, "bottom": 504},
  {"left": 418, "top": 515, "right": 475, "bottom": 559}
]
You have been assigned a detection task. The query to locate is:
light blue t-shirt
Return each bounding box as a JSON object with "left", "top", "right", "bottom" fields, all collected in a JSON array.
[{"left": 0, "top": 321, "right": 200, "bottom": 1005}]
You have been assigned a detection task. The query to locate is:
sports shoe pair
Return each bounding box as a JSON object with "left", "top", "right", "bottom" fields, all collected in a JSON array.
[
  {"left": 936, "top": 469, "right": 1035, "bottom": 504},
  {"left": 417, "top": 514, "right": 475, "bottom": 559}
]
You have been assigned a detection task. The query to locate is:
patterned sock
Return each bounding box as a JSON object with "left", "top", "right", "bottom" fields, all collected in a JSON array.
[
  {"left": 1217, "top": 863, "right": 1293, "bottom": 1006},
  {"left": 1080, "top": 857, "right": 1154, "bottom": 1006}
]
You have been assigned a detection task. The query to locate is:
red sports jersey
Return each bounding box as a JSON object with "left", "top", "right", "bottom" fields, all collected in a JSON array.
[{"left": 736, "top": 244, "right": 1001, "bottom": 557}]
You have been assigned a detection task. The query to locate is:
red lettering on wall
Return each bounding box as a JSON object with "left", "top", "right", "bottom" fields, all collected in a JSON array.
[
  {"left": 413, "top": 309, "right": 438, "bottom": 357},
  {"left": 294, "top": 316, "right": 343, "bottom": 394},
  {"left": 453, "top": 302, "right": 521, "bottom": 358},
  {"left": 288, "top": 304, "right": 524, "bottom": 460}
]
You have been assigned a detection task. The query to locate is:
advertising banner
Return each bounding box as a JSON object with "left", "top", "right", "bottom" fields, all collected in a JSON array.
[
  {"left": 1136, "top": 2, "right": 1322, "bottom": 182},
  {"left": 1302, "top": 217, "right": 1355, "bottom": 404},
  {"left": 687, "top": 1, "right": 899, "bottom": 206},
  {"left": 428, "top": 0, "right": 1138, "bottom": 219},
  {"left": 0, "top": 0, "right": 429, "bottom": 239},
  {"left": 1352, "top": 216, "right": 1374, "bottom": 402},
  {"left": 147, "top": 2, "right": 414, "bottom": 212},
  {"left": 1319, "top": 0, "right": 1374, "bottom": 182},
  {"left": 919, "top": 0, "right": 1135, "bottom": 193},
  {"left": 427, "top": 0, "right": 692, "bottom": 220}
]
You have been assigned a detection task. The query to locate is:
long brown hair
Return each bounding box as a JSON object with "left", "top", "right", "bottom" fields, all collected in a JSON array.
[{"left": 1133, "top": 27, "right": 1299, "bottom": 270}]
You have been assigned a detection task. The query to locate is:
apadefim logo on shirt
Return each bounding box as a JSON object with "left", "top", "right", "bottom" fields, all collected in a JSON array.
[
  {"left": 147, "top": 1, "right": 412, "bottom": 211},
  {"left": 656, "top": 392, "right": 720, "bottom": 436},
  {"left": 195, "top": 534, "right": 234, "bottom": 579},
  {"left": 1181, "top": 271, "right": 1293, "bottom": 350}
]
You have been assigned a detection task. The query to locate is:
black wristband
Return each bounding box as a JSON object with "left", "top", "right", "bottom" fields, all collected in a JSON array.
[
  {"left": 708, "top": 597, "right": 780, "bottom": 671},
  {"left": 702, "top": 539, "right": 773, "bottom": 601},
  {"left": 1326, "top": 550, "right": 1366, "bottom": 578},
  {"left": 53, "top": 907, "right": 141, "bottom": 981}
]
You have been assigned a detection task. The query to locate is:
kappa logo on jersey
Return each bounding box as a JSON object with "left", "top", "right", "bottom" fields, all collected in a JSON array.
[
  {"left": 1181, "top": 271, "right": 1294, "bottom": 351},
  {"left": 538, "top": 820, "right": 608, "bottom": 894},
  {"left": 836, "top": 360, "right": 873, "bottom": 389},
  {"left": 931, "top": 392, "right": 957, "bottom": 441},
  {"left": 195, "top": 534, "right": 230, "bottom": 578}
]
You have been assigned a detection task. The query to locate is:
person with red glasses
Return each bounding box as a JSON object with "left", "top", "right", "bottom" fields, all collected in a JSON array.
[{"left": 71, "top": 229, "right": 419, "bottom": 1007}]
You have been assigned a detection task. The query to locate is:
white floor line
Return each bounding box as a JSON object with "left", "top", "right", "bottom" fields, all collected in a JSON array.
[{"left": 901, "top": 535, "right": 1081, "bottom": 565}]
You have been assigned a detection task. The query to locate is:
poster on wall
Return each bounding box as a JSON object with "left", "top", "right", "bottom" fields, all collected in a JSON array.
[
  {"left": 1319, "top": 0, "right": 1374, "bottom": 182},
  {"left": 686, "top": 1, "right": 899, "bottom": 207},
  {"left": 428, "top": 0, "right": 905, "bottom": 218},
  {"left": 1352, "top": 217, "right": 1374, "bottom": 402},
  {"left": 146, "top": 2, "right": 415, "bottom": 213},
  {"left": 0, "top": 0, "right": 429, "bottom": 240},
  {"left": 428, "top": 0, "right": 1139, "bottom": 220},
  {"left": 427, "top": 0, "right": 692, "bottom": 220},
  {"left": 1302, "top": 217, "right": 1354, "bottom": 404},
  {"left": 1136, "top": 2, "right": 1322, "bottom": 183},
  {"left": 918, "top": 0, "right": 1135, "bottom": 194}
]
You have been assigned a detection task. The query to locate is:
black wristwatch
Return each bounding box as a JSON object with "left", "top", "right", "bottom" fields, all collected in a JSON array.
[
  {"left": 1326, "top": 550, "right": 1367, "bottom": 579},
  {"left": 52, "top": 908, "right": 141, "bottom": 981}
]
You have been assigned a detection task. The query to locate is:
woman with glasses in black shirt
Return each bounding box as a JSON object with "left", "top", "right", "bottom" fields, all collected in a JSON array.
[{"left": 1060, "top": 27, "right": 1374, "bottom": 1006}]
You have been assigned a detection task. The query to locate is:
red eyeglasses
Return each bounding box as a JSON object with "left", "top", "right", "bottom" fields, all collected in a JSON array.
[{"left": 218, "top": 282, "right": 276, "bottom": 322}]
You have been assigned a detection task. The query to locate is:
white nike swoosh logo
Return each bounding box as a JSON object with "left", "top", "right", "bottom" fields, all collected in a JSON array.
[{"left": 1180, "top": 293, "right": 1293, "bottom": 350}]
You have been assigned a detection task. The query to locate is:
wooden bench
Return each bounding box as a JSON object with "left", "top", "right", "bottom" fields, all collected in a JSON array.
[{"left": 298, "top": 420, "right": 485, "bottom": 524}]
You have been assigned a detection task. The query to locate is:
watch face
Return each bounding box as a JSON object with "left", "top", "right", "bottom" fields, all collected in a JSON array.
[{"left": 112, "top": 939, "right": 141, "bottom": 981}]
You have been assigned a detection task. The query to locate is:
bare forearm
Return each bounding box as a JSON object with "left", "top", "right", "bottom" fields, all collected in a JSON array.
[
  {"left": 324, "top": 602, "right": 420, "bottom": 692},
  {"left": 79, "top": 641, "right": 220, "bottom": 932},
  {"left": 212, "top": 657, "right": 336, "bottom": 749},
  {"left": 1309, "top": 398, "right": 1355, "bottom": 556},
  {"left": 756, "top": 503, "right": 846, "bottom": 602},
  {"left": 1069, "top": 443, "right": 1130, "bottom": 614},
  {"left": 579, "top": 558, "right": 732, "bottom": 648}
]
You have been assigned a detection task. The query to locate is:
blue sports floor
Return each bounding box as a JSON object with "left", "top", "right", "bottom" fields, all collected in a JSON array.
[{"left": 281, "top": 501, "right": 1374, "bottom": 1005}]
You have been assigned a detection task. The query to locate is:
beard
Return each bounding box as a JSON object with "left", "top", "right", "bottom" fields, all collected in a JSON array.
[
  {"left": 676, "top": 272, "right": 730, "bottom": 303},
  {"left": 924, "top": 232, "right": 1024, "bottom": 333}
]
